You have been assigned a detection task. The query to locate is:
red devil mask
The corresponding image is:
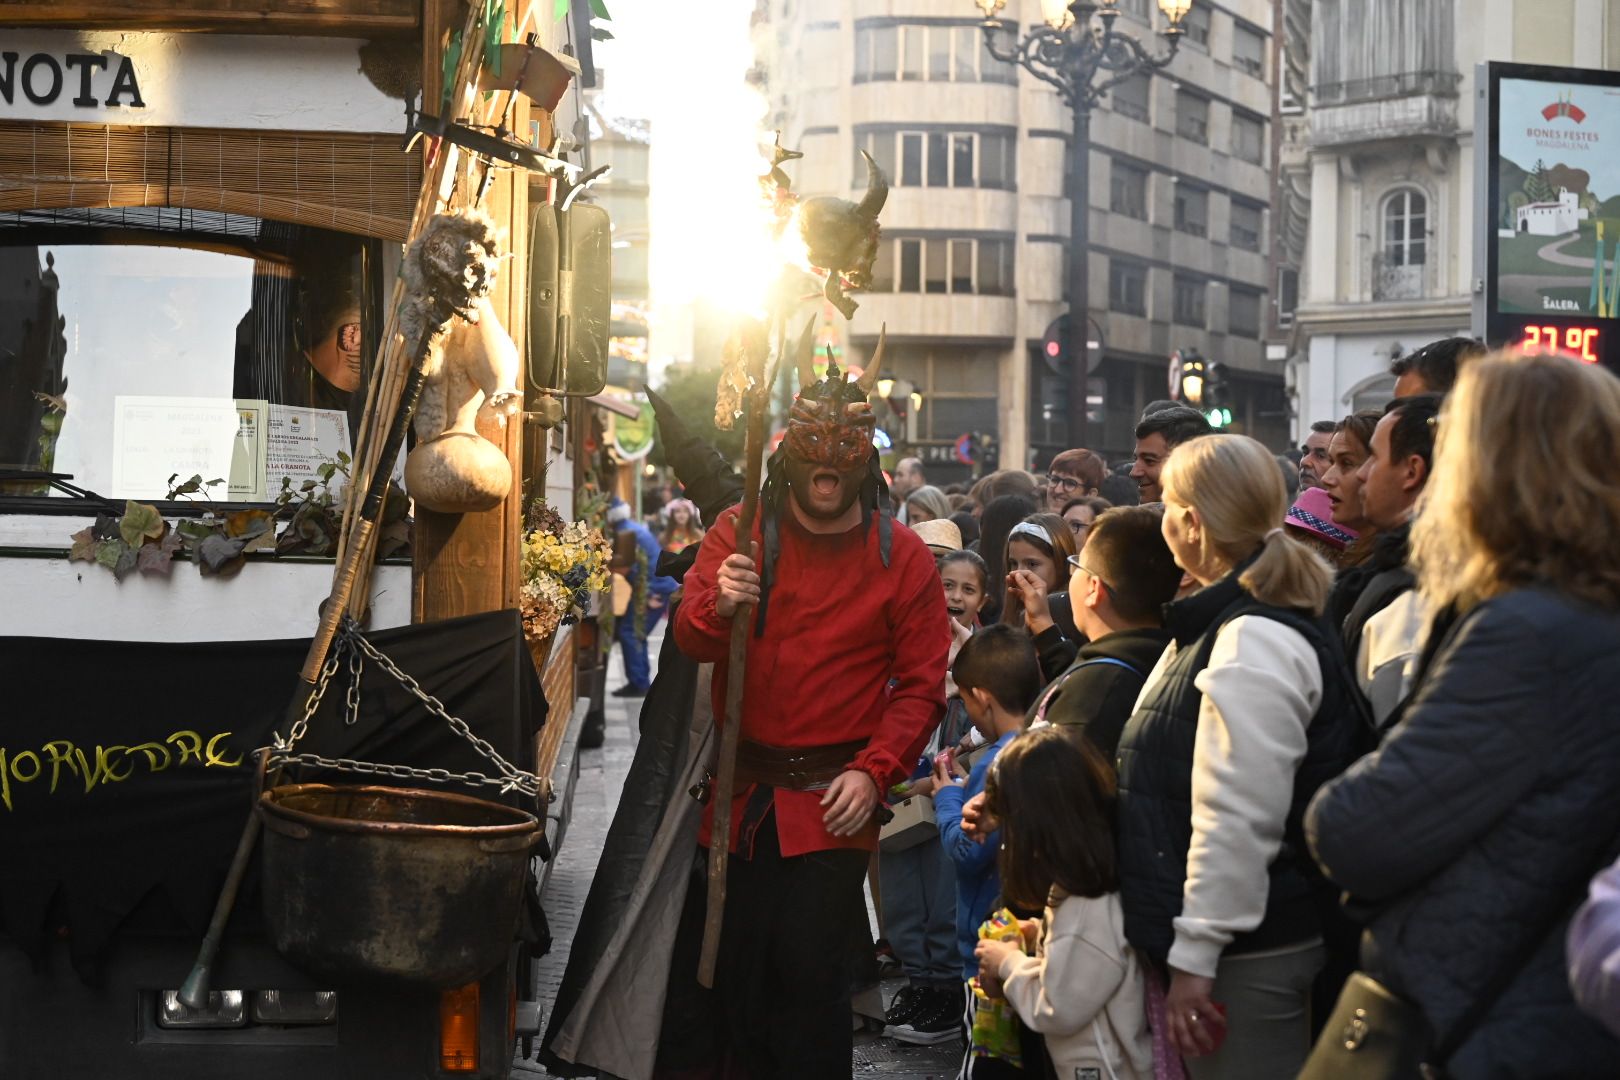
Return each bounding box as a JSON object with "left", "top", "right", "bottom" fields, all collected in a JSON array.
[{"left": 782, "top": 328, "right": 887, "bottom": 470}]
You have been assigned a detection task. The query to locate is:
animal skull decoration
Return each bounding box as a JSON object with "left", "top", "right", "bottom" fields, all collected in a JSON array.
[{"left": 796, "top": 151, "right": 889, "bottom": 320}]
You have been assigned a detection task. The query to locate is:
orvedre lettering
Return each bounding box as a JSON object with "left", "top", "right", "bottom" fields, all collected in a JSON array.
[{"left": 0, "top": 730, "right": 241, "bottom": 811}]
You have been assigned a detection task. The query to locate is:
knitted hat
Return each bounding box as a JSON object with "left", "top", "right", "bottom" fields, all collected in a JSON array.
[
  {"left": 1285, "top": 487, "right": 1358, "bottom": 550},
  {"left": 607, "top": 499, "right": 632, "bottom": 525},
  {"left": 910, "top": 518, "right": 963, "bottom": 556}
]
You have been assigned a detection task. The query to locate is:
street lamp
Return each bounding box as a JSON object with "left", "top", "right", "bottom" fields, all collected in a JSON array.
[{"left": 975, "top": 0, "right": 1191, "bottom": 452}]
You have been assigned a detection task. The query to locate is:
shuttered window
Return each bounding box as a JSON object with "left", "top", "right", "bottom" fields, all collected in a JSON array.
[{"left": 0, "top": 122, "right": 421, "bottom": 241}]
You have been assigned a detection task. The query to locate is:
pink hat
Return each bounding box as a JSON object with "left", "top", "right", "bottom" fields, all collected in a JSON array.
[{"left": 1286, "top": 487, "right": 1358, "bottom": 550}]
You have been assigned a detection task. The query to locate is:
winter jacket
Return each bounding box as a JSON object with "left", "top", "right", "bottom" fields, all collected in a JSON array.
[
  {"left": 1306, "top": 587, "right": 1620, "bottom": 1078},
  {"left": 1116, "top": 569, "right": 1368, "bottom": 975},
  {"left": 1025, "top": 628, "right": 1169, "bottom": 759},
  {"left": 935, "top": 730, "right": 1017, "bottom": 979},
  {"left": 1032, "top": 592, "right": 1084, "bottom": 681},
  {"left": 997, "top": 890, "right": 1152, "bottom": 1080}
]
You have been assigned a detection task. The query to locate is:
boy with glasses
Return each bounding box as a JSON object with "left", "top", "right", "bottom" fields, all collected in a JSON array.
[{"left": 1044, "top": 448, "right": 1106, "bottom": 514}]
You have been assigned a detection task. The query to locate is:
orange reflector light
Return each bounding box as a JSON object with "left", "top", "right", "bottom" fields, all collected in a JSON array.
[{"left": 439, "top": 983, "right": 479, "bottom": 1072}]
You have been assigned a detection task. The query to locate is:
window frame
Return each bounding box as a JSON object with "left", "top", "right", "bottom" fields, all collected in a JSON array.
[
  {"left": 1228, "top": 286, "right": 1263, "bottom": 337},
  {"left": 1233, "top": 24, "right": 1266, "bottom": 79},
  {"left": 1173, "top": 184, "right": 1210, "bottom": 238},
  {"left": 1108, "top": 258, "right": 1149, "bottom": 316},
  {"left": 1232, "top": 111, "right": 1266, "bottom": 165},
  {"left": 1176, "top": 90, "right": 1210, "bottom": 145},
  {"left": 1110, "top": 160, "right": 1150, "bottom": 221},
  {"left": 1382, "top": 187, "right": 1428, "bottom": 268},
  {"left": 1172, "top": 273, "right": 1207, "bottom": 328},
  {"left": 1230, "top": 201, "right": 1264, "bottom": 252},
  {"left": 1111, "top": 73, "right": 1151, "bottom": 124}
]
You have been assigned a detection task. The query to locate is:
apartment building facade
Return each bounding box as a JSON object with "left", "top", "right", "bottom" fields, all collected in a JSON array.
[{"left": 754, "top": 0, "right": 1285, "bottom": 479}]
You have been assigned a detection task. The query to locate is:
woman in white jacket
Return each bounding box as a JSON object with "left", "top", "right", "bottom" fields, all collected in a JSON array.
[
  {"left": 1114, "top": 434, "right": 1367, "bottom": 1079},
  {"left": 974, "top": 727, "right": 1153, "bottom": 1080}
]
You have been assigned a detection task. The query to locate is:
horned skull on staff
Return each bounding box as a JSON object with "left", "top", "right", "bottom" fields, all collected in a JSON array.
[{"left": 797, "top": 151, "right": 889, "bottom": 319}]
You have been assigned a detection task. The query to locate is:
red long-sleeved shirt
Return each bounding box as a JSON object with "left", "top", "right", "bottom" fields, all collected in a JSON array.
[{"left": 676, "top": 502, "right": 950, "bottom": 856}]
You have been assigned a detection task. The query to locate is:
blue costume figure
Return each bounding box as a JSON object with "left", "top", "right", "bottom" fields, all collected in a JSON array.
[{"left": 608, "top": 499, "right": 678, "bottom": 696}]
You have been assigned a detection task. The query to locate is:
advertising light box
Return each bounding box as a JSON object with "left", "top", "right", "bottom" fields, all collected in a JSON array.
[{"left": 1477, "top": 62, "right": 1620, "bottom": 371}]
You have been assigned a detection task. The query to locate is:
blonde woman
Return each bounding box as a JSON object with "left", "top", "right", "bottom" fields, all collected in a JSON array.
[
  {"left": 1307, "top": 352, "right": 1620, "bottom": 1076},
  {"left": 1114, "top": 434, "right": 1367, "bottom": 1079}
]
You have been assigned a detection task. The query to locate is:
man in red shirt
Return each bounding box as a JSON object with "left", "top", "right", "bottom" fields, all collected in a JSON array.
[{"left": 656, "top": 350, "right": 951, "bottom": 1078}]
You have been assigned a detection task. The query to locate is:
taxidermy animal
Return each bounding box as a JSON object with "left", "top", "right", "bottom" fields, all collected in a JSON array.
[
  {"left": 797, "top": 150, "right": 888, "bottom": 319},
  {"left": 403, "top": 211, "right": 523, "bottom": 514}
]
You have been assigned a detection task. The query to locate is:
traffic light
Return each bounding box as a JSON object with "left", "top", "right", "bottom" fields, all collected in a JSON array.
[
  {"left": 1041, "top": 315, "right": 1071, "bottom": 373},
  {"left": 1172, "top": 349, "right": 1207, "bottom": 405},
  {"left": 1203, "top": 362, "right": 1233, "bottom": 428}
]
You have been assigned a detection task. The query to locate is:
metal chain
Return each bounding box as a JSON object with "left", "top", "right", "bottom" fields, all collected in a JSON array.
[
  {"left": 345, "top": 643, "right": 364, "bottom": 728},
  {"left": 264, "top": 619, "right": 544, "bottom": 801}
]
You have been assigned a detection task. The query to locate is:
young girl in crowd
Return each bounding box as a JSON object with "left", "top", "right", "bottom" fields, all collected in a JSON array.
[
  {"left": 659, "top": 498, "right": 704, "bottom": 555},
  {"left": 975, "top": 727, "right": 1153, "bottom": 1080},
  {"left": 1001, "top": 513, "right": 1081, "bottom": 682},
  {"left": 934, "top": 626, "right": 1045, "bottom": 1076},
  {"left": 881, "top": 550, "right": 990, "bottom": 1044}
]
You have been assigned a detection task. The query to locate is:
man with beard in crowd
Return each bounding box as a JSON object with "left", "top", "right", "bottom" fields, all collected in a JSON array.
[
  {"left": 656, "top": 349, "right": 951, "bottom": 1079},
  {"left": 1130, "top": 406, "right": 1212, "bottom": 504}
]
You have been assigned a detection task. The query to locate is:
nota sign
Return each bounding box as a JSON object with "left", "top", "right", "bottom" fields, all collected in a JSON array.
[{"left": 0, "top": 50, "right": 145, "bottom": 109}]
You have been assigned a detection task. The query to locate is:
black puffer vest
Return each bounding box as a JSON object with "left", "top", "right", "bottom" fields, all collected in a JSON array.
[{"left": 1116, "top": 569, "right": 1371, "bottom": 968}]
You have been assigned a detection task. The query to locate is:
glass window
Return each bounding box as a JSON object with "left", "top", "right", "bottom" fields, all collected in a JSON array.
[
  {"left": 927, "top": 133, "right": 949, "bottom": 187},
  {"left": 951, "top": 239, "right": 974, "bottom": 293},
  {"left": 870, "top": 25, "right": 898, "bottom": 80},
  {"left": 1108, "top": 259, "right": 1147, "bottom": 315},
  {"left": 925, "top": 238, "right": 948, "bottom": 293},
  {"left": 901, "top": 25, "right": 924, "bottom": 80},
  {"left": 1232, "top": 112, "right": 1265, "bottom": 165},
  {"left": 854, "top": 130, "right": 897, "bottom": 187},
  {"left": 1229, "top": 288, "right": 1262, "bottom": 337},
  {"left": 899, "top": 238, "right": 922, "bottom": 292},
  {"left": 869, "top": 238, "right": 895, "bottom": 292},
  {"left": 1112, "top": 74, "right": 1151, "bottom": 123},
  {"left": 1234, "top": 25, "right": 1266, "bottom": 78},
  {"left": 0, "top": 215, "right": 372, "bottom": 503},
  {"left": 1111, "top": 161, "right": 1149, "bottom": 220},
  {"left": 1173, "top": 274, "right": 1206, "bottom": 327},
  {"left": 954, "top": 24, "right": 979, "bottom": 81},
  {"left": 983, "top": 24, "right": 1020, "bottom": 83},
  {"left": 929, "top": 25, "right": 953, "bottom": 80},
  {"left": 1117, "top": 0, "right": 1150, "bottom": 21},
  {"left": 930, "top": 396, "right": 998, "bottom": 440},
  {"left": 901, "top": 133, "right": 923, "bottom": 187},
  {"left": 980, "top": 131, "right": 1015, "bottom": 189},
  {"left": 1276, "top": 265, "right": 1299, "bottom": 325},
  {"left": 1185, "top": 5, "right": 1211, "bottom": 47},
  {"left": 854, "top": 26, "right": 873, "bottom": 81},
  {"left": 1230, "top": 202, "right": 1263, "bottom": 252},
  {"left": 952, "top": 134, "right": 975, "bottom": 188},
  {"left": 978, "top": 239, "right": 1014, "bottom": 296},
  {"left": 1176, "top": 92, "right": 1209, "bottom": 144},
  {"left": 1384, "top": 189, "right": 1427, "bottom": 266},
  {"left": 1174, "top": 185, "right": 1209, "bottom": 237}
]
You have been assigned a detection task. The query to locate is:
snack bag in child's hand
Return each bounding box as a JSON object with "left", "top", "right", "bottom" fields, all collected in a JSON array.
[{"left": 968, "top": 909, "right": 1025, "bottom": 1067}]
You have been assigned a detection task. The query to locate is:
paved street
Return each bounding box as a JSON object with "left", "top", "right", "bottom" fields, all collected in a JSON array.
[{"left": 514, "top": 627, "right": 962, "bottom": 1078}]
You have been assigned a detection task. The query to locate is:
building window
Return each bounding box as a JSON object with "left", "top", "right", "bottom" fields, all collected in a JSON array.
[
  {"left": 1229, "top": 287, "right": 1262, "bottom": 337},
  {"left": 1112, "top": 74, "right": 1151, "bottom": 123},
  {"left": 1116, "top": 0, "right": 1150, "bottom": 21},
  {"left": 1232, "top": 112, "right": 1265, "bottom": 165},
  {"left": 1230, "top": 201, "right": 1263, "bottom": 252},
  {"left": 1174, "top": 185, "right": 1208, "bottom": 238},
  {"left": 1276, "top": 266, "right": 1299, "bottom": 326},
  {"left": 855, "top": 22, "right": 1017, "bottom": 84},
  {"left": 875, "top": 235, "right": 1015, "bottom": 296},
  {"left": 1110, "top": 160, "right": 1149, "bottom": 220},
  {"left": 1176, "top": 91, "right": 1209, "bottom": 144},
  {"left": 1233, "top": 25, "right": 1266, "bottom": 78},
  {"left": 1383, "top": 188, "right": 1427, "bottom": 267},
  {"left": 1184, "top": 5, "right": 1211, "bottom": 48},
  {"left": 1109, "top": 259, "right": 1148, "bottom": 316},
  {"left": 855, "top": 127, "right": 1015, "bottom": 190},
  {"left": 1173, "top": 274, "right": 1206, "bottom": 327}
]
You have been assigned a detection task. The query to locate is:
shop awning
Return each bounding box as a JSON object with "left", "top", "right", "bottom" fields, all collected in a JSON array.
[{"left": 0, "top": 121, "right": 423, "bottom": 241}]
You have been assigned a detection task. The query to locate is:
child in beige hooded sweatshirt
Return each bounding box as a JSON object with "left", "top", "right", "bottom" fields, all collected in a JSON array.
[{"left": 974, "top": 727, "right": 1153, "bottom": 1080}]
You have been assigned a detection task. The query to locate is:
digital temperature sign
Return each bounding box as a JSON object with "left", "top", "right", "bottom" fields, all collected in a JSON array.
[{"left": 1476, "top": 62, "right": 1620, "bottom": 373}]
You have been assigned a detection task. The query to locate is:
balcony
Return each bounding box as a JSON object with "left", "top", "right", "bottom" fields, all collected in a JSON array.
[
  {"left": 1372, "top": 254, "right": 1426, "bottom": 302},
  {"left": 1308, "top": 71, "right": 1461, "bottom": 148}
]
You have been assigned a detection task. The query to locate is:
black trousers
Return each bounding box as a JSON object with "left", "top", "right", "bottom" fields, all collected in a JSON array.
[{"left": 656, "top": 816, "right": 870, "bottom": 1079}]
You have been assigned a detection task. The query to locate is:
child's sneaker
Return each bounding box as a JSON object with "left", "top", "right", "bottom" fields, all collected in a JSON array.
[
  {"left": 886, "top": 989, "right": 962, "bottom": 1046},
  {"left": 881, "top": 985, "right": 925, "bottom": 1034}
]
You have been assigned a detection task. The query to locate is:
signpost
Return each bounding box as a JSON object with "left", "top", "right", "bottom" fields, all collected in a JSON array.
[{"left": 1476, "top": 62, "right": 1620, "bottom": 372}]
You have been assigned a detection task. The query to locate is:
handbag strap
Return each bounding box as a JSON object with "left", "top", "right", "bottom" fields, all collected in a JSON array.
[{"left": 1430, "top": 826, "right": 1620, "bottom": 1067}]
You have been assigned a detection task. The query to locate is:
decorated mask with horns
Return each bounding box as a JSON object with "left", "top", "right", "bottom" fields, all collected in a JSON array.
[{"left": 783, "top": 325, "right": 886, "bottom": 471}]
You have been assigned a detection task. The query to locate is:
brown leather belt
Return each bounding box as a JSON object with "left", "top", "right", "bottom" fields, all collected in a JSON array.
[{"left": 733, "top": 738, "right": 866, "bottom": 792}]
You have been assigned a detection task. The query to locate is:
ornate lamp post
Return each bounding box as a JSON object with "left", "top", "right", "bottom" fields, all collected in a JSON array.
[{"left": 974, "top": 0, "right": 1192, "bottom": 453}]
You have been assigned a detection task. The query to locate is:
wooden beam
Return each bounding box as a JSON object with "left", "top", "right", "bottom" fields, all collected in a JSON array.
[{"left": 0, "top": 0, "right": 420, "bottom": 35}]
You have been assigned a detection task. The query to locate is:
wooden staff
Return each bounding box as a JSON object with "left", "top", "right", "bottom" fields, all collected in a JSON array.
[{"left": 697, "top": 320, "right": 778, "bottom": 988}]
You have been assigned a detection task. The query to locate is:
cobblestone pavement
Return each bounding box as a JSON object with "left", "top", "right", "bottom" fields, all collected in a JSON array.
[{"left": 514, "top": 628, "right": 962, "bottom": 1079}]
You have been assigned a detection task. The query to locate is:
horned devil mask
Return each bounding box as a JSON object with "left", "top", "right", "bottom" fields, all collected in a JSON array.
[{"left": 754, "top": 328, "right": 890, "bottom": 632}]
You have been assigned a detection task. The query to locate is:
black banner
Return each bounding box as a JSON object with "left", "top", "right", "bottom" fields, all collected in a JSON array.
[{"left": 0, "top": 609, "right": 545, "bottom": 976}]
